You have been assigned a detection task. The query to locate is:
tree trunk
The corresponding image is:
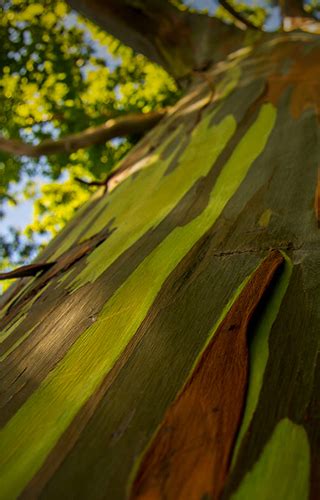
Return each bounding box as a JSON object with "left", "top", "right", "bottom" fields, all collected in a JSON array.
[{"left": 1, "top": 31, "right": 320, "bottom": 500}]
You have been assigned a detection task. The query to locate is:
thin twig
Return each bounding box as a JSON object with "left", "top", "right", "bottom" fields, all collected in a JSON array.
[{"left": 218, "top": 0, "right": 259, "bottom": 30}]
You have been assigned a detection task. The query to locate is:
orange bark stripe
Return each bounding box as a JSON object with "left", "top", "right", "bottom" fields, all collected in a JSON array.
[{"left": 130, "top": 250, "right": 284, "bottom": 500}]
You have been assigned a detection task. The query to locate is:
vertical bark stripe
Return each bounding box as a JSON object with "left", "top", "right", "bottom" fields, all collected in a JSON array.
[{"left": 130, "top": 250, "right": 284, "bottom": 500}]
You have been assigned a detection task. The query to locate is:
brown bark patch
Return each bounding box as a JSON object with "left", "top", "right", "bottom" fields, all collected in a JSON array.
[
  {"left": 130, "top": 250, "right": 284, "bottom": 500},
  {"left": 264, "top": 44, "right": 320, "bottom": 120}
]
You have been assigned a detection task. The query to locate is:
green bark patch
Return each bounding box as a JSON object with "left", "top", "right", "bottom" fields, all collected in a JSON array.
[{"left": 231, "top": 418, "right": 310, "bottom": 500}]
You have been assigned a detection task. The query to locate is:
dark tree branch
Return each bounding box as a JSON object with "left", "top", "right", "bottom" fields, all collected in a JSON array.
[
  {"left": 74, "top": 177, "right": 106, "bottom": 187},
  {"left": 0, "top": 110, "right": 165, "bottom": 158},
  {"left": 0, "top": 230, "right": 109, "bottom": 282},
  {"left": 67, "top": 0, "right": 248, "bottom": 81},
  {"left": 75, "top": 166, "right": 130, "bottom": 193},
  {"left": 218, "top": 0, "right": 259, "bottom": 30},
  {"left": 0, "top": 192, "right": 18, "bottom": 205},
  {"left": 0, "top": 263, "right": 53, "bottom": 280},
  {"left": 281, "top": 0, "right": 309, "bottom": 18}
]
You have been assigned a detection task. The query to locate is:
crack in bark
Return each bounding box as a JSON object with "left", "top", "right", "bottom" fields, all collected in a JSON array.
[{"left": 209, "top": 243, "right": 299, "bottom": 257}]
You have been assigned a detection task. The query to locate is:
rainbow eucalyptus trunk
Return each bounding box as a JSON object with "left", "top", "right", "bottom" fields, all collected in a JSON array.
[{"left": 1, "top": 30, "right": 320, "bottom": 500}]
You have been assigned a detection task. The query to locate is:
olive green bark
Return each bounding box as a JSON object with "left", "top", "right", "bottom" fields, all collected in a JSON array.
[{"left": 1, "top": 12, "right": 320, "bottom": 500}]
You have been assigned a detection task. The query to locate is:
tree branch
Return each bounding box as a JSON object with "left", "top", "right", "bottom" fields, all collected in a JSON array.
[
  {"left": 280, "top": 0, "right": 320, "bottom": 31},
  {"left": 0, "top": 192, "right": 17, "bottom": 205},
  {"left": 218, "top": 0, "right": 259, "bottom": 30},
  {"left": 281, "top": 0, "right": 308, "bottom": 18},
  {"left": 0, "top": 262, "right": 53, "bottom": 280},
  {"left": 74, "top": 177, "right": 106, "bottom": 187},
  {"left": 67, "top": 0, "right": 248, "bottom": 81},
  {"left": 0, "top": 110, "right": 165, "bottom": 158}
]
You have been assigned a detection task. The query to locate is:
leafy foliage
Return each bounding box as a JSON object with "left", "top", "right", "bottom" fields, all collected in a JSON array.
[
  {"left": 0, "top": 0, "right": 179, "bottom": 272},
  {"left": 306, "top": 0, "right": 320, "bottom": 17}
]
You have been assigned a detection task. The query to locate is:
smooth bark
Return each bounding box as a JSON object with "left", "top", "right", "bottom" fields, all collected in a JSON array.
[{"left": 67, "top": 0, "right": 248, "bottom": 81}]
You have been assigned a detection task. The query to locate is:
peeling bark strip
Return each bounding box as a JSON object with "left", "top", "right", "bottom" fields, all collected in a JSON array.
[
  {"left": 0, "top": 228, "right": 111, "bottom": 327},
  {"left": 0, "top": 263, "right": 53, "bottom": 280},
  {"left": 130, "top": 250, "right": 284, "bottom": 500}
]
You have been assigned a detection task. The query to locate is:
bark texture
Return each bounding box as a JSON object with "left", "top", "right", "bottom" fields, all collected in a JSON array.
[
  {"left": 1, "top": 32, "right": 320, "bottom": 500},
  {"left": 131, "top": 251, "right": 284, "bottom": 500},
  {"left": 67, "top": 0, "right": 248, "bottom": 81}
]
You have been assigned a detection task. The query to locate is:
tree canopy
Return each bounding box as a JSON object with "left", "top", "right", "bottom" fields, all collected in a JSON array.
[{"left": 0, "top": 0, "right": 179, "bottom": 276}]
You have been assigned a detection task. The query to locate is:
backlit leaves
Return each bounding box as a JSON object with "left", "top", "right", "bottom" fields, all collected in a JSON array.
[{"left": 1, "top": 0, "right": 179, "bottom": 269}]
